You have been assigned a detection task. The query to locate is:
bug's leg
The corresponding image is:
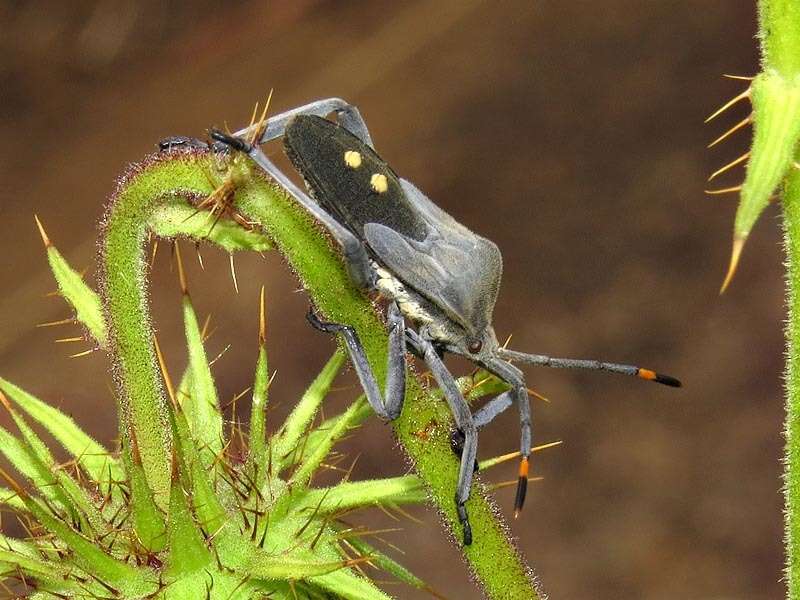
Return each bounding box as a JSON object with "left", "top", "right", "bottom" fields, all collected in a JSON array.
[
  {"left": 406, "top": 329, "right": 478, "bottom": 545},
  {"left": 306, "top": 302, "right": 406, "bottom": 421},
  {"left": 233, "top": 98, "right": 374, "bottom": 147},
  {"left": 485, "top": 358, "right": 532, "bottom": 517},
  {"left": 209, "top": 131, "right": 375, "bottom": 289},
  {"left": 473, "top": 390, "right": 514, "bottom": 429}
]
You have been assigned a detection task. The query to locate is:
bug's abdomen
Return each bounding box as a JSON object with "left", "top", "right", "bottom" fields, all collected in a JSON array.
[{"left": 283, "top": 115, "right": 429, "bottom": 242}]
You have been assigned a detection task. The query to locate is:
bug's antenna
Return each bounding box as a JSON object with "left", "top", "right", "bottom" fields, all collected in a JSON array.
[{"left": 496, "top": 348, "right": 681, "bottom": 387}]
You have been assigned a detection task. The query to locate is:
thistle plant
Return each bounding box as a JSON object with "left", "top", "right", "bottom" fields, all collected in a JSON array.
[
  {"left": 0, "top": 121, "right": 550, "bottom": 597},
  {"left": 707, "top": 0, "right": 800, "bottom": 596}
]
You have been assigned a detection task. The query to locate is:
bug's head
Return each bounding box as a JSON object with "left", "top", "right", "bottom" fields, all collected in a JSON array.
[{"left": 446, "top": 325, "right": 502, "bottom": 365}]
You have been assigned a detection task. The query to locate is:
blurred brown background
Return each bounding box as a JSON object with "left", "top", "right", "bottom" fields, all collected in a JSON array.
[{"left": 0, "top": 1, "right": 780, "bottom": 598}]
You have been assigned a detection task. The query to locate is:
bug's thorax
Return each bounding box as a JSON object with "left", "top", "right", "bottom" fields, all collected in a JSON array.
[{"left": 372, "top": 261, "right": 456, "bottom": 342}]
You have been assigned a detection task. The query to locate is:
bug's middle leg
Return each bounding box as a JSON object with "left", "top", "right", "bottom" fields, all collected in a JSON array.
[
  {"left": 209, "top": 130, "right": 375, "bottom": 289},
  {"left": 406, "top": 329, "right": 478, "bottom": 545},
  {"left": 307, "top": 301, "right": 406, "bottom": 421}
]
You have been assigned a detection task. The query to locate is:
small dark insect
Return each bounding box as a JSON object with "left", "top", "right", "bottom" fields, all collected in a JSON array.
[{"left": 207, "top": 99, "right": 681, "bottom": 545}]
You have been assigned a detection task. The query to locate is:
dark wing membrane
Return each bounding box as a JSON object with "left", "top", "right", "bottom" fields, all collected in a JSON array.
[
  {"left": 283, "top": 115, "right": 429, "bottom": 242},
  {"left": 364, "top": 222, "right": 502, "bottom": 335}
]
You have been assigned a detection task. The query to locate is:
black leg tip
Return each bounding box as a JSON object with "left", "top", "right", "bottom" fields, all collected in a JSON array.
[
  {"left": 462, "top": 522, "right": 473, "bottom": 546},
  {"left": 208, "top": 129, "right": 250, "bottom": 153},
  {"left": 306, "top": 308, "right": 342, "bottom": 334},
  {"left": 456, "top": 501, "right": 472, "bottom": 545},
  {"left": 513, "top": 475, "right": 528, "bottom": 517}
]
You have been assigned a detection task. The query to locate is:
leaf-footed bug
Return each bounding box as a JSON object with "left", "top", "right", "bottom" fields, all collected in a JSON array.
[{"left": 197, "top": 98, "right": 681, "bottom": 546}]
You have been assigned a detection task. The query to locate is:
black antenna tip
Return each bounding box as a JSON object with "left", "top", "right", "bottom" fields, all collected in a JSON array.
[{"left": 655, "top": 373, "right": 682, "bottom": 388}]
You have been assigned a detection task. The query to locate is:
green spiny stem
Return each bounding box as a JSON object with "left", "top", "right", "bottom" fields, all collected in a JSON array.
[
  {"left": 101, "top": 148, "right": 538, "bottom": 598},
  {"left": 784, "top": 166, "right": 800, "bottom": 597},
  {"left": 758, "top": 1, "right": 800, "bottom": 597},
  {"left": 759, "top": 0, "right": 800, "bottom": 76}
]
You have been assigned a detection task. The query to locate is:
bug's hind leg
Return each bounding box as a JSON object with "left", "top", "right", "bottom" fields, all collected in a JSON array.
[
  {"left": 306, "top": 302, "right": 406, "bottom": 421},
  {"left": 406, "top": 329, "right": 478, "bottom": 546},
  {"left": 473, "top": 390, "right": 514, "bottom": 429},
  {"left": 233, "top": 98, "right": 374, "bottom": 147}
]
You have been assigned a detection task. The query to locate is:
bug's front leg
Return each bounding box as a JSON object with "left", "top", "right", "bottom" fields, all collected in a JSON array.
[
  {"left": 306, "top": 302, "right": 406, "bottom": 421},
  {"left": 406, "top": 329, "right": 478, "bottom": 546},
  {"left": 210, "top": 130, "right": 375, "bottom": 289},
  {"left": 232, "top": 97, "right": 374, "bottom": 148}
]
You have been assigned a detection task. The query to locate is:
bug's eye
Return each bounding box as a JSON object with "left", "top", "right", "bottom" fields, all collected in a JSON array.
[{"left": 468, "top": 340, "right": 483, "bottom": 354}]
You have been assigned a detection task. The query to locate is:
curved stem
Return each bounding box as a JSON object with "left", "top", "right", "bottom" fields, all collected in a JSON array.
[
  {"left": 101, "top": 148, "right": 539, "bottom": 598},
  {"left": 100, "top": 157, "right": 218, "bottom": 509}
]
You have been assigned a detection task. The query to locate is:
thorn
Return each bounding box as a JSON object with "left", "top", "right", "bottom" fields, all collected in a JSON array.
[
  {"left": 247, "top": 101, "right": 260, "bottom": 133},
  {"left": 150, "top": 240, "right": 159, "bottom": 269},
  {"left": 229, "top": 254, "right": 239, "bottom": 294},
  {"left": 175, "top": 242, "right": 188, "bottom": 296},
  {"left": 208, "top": 343, "right": 231, "bottom": 367},
  {"left": 154, "top": 336, "right": 178, "bottom": 408},
  {"left": 723, "top": 73, "right": 755, "bottom": 81},
  {"left": 259, "top": 286, "right": 267, "bottom": 346},
  {"left": 69, "top": 348, "right": 95, "bottom": 359},
  {"left": 0, "top": 390, "right": 12, "bottom": 414},
  {"left": 501, "top": 334, "right": 513, "bottom": 350},
  {"left": 480, "top": 440, "right": 563, "bottom": 469},
  {"left": 526, "top": 387, "right": 550, "bottom": 403},
  {"left": 490, "top": 476, "right": 543, "bottom": 493},
  {"left": 0, "top": 466, "right": 25, "bottom": 498},
  {"left": 705, "top": 88, "right": 751, "bottom": 123},
  {"left": 195, "top": 242, "right": 205, "bottom": 270},
  {"left": 704, "top": 185, "right": 742, "bottom": 195},
  {"left": 708, "top": 152, "right": 750, "bottom": 182},
  {"left": 708, "top": 114, "right": 752, "bottom": 148},
  {"left": 33, "top": 215, "right": 51, "bottom": 248},
  {"left": 720, "top": 236, "right": 746, "bottom": 294},
  {"left": 201, "top": 314, "right": 213, "bottom": 341},
  {"left": 36, "top": 317, "right": 74, "bottom": 329},
  {"left": 248, "top": 89, "right": 274, "bottom": 145}
]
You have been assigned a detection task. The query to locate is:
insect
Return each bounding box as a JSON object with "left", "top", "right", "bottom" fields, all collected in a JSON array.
[{"left": 203, "top": 98, "right": 681, "bottom": 545}]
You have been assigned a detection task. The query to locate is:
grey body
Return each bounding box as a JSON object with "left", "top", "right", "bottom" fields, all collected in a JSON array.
[{"left": 204, "top": 98, "right": 680, "bottom": 546}]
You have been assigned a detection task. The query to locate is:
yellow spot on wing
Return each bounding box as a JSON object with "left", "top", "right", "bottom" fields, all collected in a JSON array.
[
  {"left": 370, "top": 173, "right": 389, "bottom": 193},
  {"left": 344, "top": 150, "right": 362, "bottom": 168}
]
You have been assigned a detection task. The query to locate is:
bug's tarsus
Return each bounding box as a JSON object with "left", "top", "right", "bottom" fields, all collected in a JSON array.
[
  {"left": 513, "top": 457, "right": 529, "bottom": 518},
  {"left": 209, "top": 128, "right": 252, "bottom": 153},
  {"left": 457, "top": 501, "right": 473, "bottom": 546}
]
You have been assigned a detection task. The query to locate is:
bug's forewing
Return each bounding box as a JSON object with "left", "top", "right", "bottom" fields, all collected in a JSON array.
[
  {"left": 283, "top": 115, "right": 429, "bottom": 242},
  {"left": 365, "top": 221, "right": 501, "bottom": 335},
  {"left": 284, "top": 115, "right": 502, "bottom": 334}
]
